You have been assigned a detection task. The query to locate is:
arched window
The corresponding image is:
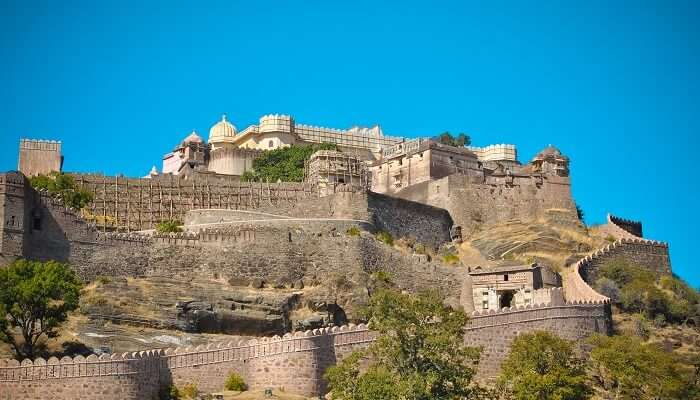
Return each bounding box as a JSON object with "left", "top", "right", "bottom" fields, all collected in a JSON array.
[{"left": 268, "top": 140, "right": 274, "bottom": 148}]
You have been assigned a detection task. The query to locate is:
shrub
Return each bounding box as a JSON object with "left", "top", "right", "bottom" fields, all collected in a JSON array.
[
  {"left": 346, "top": 226, "right": 361, "bottom": 236},
  {"left": 178, "top": 383, "right": 198, "bottom": 399},
  {"left": 414, "top": 243, "right": 427, "bottom": 255},
  {"left": 30, "top": 172, "right": 94, "bottom": 209},
  {"left": 604, "top": 234, "right": 616, "bottom": 243},
  {"left": 224, "top": 372, "right": 247, "bottom": 391},
  {"left": 156, "top": 220, "right": 183, "bottom": 233},
  {"left": 631, "top": 314, "right": 650, "bottom": 340},
  {"left": 241, "top": 143, "right": 338, "bottom": 182},
  {"left": 375, "top": 231, "right": 393, "bottom": 246},
  {"left": 442, "top": 253, "right": 460, "bottom": 265}
]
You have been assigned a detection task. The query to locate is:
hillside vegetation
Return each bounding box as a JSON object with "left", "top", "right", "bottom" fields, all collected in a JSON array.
[{"left": 241, "top": 143, "right": 337, "bottom": 183}]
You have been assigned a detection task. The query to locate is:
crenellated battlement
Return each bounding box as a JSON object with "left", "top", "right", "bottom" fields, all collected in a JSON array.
[
  {"left": 606, "top": 213, "right": 644, "bottom": 238},
  {"left": 19, "top": 139, "right": 62, "bottom": 151},
  {"left": 0, "top": 323, "right": 375, "bottom": 399},
  {"left": 573, "top": 236, "right": 670, "bottom": 284}
]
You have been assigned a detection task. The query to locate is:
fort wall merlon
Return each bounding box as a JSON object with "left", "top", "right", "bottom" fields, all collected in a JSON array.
[
  {"left": 603, "top": 213, "right": 644, "bottom": 239},
  {"left": 0, "top": 297, "right": 612, "bottom": 399},
  {"left": 464, "top": 298, "right": 611, "bottom": 380},
  {"left": 575, "top": 237, "right": 670, "bottom": 284},
  {"left": 0, "top": 324, "right": 376, "bottom": 400}
]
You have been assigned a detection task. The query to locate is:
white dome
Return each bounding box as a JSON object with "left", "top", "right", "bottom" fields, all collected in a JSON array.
[{"left": 208, "top": 114, "right": 237, "bottom": 143}]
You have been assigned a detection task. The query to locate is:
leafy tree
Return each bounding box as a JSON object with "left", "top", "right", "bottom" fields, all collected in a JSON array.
[
  {"left": 0, "top": 259, "right": 82, "bottom": 359},
  {"left": 241, "top": 143, "right": 338, "bottom": 183},
  {"left": 156, "top": 220, "right": 184, "bottom": 233},
  {"left": 588, "top": 334, "right": 697, "bottom": 399},
  {"left": 29, "top": 172, "right": 94, "bottom": 209},
  {"left": 324, "top": 288, "right": 483, "bottom": 400},
  {"left": 433, "top": 132, "right": 471, "bottom": 147},
  {"left": 498, "top": 331, "right": 591, "bottom": 400}
]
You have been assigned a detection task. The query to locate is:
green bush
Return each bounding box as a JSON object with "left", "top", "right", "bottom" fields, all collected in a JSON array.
[
  {"left": 156, "top": 220, "right": 184, "bottom": 233},
  {"left": 442, "top": 253, "right": 460, "bottom": 265},
  {"left": 414, "top": 243, "right": 427, "bottom": 255},
  {"left": 241, "top": 143, "right": 338, "bottom": 182},
  {"left": 224, "top": 372, "right": 247, "bottom": 391},
  {"left": 375, "top": 231, "right": 393, "bottom": 246},
  {"left": 346, "top": 226, "right": 361, "bottom": 236},
  {"left": 30, "top": 172, "right": 94, "bottom": 209}
]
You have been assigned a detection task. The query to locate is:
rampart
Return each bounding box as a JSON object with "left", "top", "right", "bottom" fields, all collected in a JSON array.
[
  {"left": 464, "top": 297, "right": 611, "bottom": 380},
  {"left": 575, "top": 237, "right": 671, "bottom": 285},
  {"left": 0, "top": 324, "right": 375, "bottom": 400},
  {"left": 394, "top": 172, "right": 579, "bottom": 237},
  {"left": 599, "top": 213, "right": 644, "bottom": 240}
]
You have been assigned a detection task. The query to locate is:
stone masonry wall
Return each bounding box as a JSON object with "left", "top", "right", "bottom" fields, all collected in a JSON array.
[
  {"left": 464, "top": 300, "right": 611, "bottom": 380},
  {"left": 576, "top": 238, "right": 671, "bottom": 285},
  {"left": 66, "top": 227, "right": 462, "bottom": 300},
  {"left": 392, "top": 173, "right": 578, "bottom": 238},
  {"left": 0, "top": 325, "right": 375, "bottom": 400}
]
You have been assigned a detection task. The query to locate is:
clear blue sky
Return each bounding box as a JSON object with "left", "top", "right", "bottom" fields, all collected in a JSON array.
[{"left": 1, "top": 1, "right": 698, "bottom": 286}]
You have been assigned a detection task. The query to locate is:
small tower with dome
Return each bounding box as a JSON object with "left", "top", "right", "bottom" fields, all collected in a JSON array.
[
  {"left": 162, "top": 130, "right": 209, "bottom": 175},
  {"left": 208, "top": 114, "right": 238, "bottom": 150},
  {"left": 529, "top": 145, "right": 569, "bottom": 177}
]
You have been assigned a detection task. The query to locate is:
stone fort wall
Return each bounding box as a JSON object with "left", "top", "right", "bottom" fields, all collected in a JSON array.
[
  {"left": 0, "top": 324, "right": 375, "bottom": 400},
  {"left": 576, "top": 238, "right": 670, "bottom": 285},
  {"left": 464, "top": 296, "right": 611, "bottom": 380},
  {"left": 1, "top": 298, "right": 611, "bottom": 399},
  {"left": 392, "top": 172, "right": 579, "bottom": 238}
]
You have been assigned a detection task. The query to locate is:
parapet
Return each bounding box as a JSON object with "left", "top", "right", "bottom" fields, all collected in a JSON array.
[
  {"left": 565, "top": 235, "right": 669, "bottom": 302},
  {"left": 259, "top": 114, "right": 294, "bottom": 133},
  {"left": 467, "top": 144, "right": 517, "bottom": 162},
  {"left": 0, "top": 323, "right": 374, "bottom": 383},
  {"left": 19, "top": 139, "right": 62, "bottom": 152},
  {"left": 607, "top": 213, "right": 643, "bottom": 238}
]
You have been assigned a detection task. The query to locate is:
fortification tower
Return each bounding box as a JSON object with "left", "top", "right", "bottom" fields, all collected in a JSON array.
[
  {"left": 0, "top": 171, "right": 28, "bottom": 264},
  {"left": 258, "top": 114, "right": 296, "bottom": 149},
  {"left": 18, "top": 139, "right": 63, "bottom": 177}
]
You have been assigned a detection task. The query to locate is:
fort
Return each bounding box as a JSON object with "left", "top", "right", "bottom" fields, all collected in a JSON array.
[{"left": 0, "top": 115, "right": 673, "bottom": 399}]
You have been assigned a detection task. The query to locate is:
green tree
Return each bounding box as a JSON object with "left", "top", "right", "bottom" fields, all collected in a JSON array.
[
  {"left": 0, "top": 259, "right": 82, "bottom": 359},
  {"left": 241, "top": 143, "right": 338, "bottom": 183},
  {"left": 433, "top": 132, "right": 472, "bottom": 147},
  {"left": 498, "top": 331, "right": 591, "bottom": 400},
  {"left": 588, "top": 334, "right": 697, "bottom": 399},
  {"left": 324, "top": 288, "right": 483, "bottom": 400},
  {"left": 29, "top": 172, "right": 94, "bottom": 209}
]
